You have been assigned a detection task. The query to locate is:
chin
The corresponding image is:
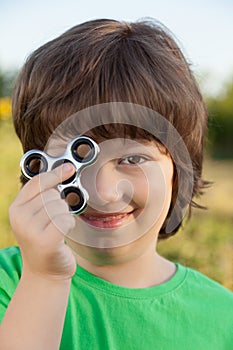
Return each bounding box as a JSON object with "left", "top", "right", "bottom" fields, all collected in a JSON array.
[{"left": 66, "top": 233, "right": 154, "bottom": 267}]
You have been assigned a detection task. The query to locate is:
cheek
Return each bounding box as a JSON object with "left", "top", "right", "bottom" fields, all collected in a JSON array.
[
  {"left": 131, "top": 162, "right": 173, "bottom": 210},
  {"left": 130, "top": 173, "right": 149, "bottom": 207}
]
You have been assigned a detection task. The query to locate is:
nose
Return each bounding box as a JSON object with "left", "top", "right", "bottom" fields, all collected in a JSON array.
[
  {"left": 92, "top": 162, "right": 122, "bottom": 205},
  {"left": 81, "top": 161, "right": 131, "bottom": 209}
]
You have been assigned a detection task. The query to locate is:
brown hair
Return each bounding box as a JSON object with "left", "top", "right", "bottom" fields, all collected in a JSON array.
[{"left": 12, "top": 18, "right": 208, "bottom": 239}]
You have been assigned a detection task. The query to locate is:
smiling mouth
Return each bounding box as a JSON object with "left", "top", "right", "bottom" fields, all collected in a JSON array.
[{"left": 79, "top": 210, "right": 136, "bottom": 229}]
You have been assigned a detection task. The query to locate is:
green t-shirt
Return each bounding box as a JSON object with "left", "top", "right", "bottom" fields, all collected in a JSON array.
[{"left": 0, "top": 246, "right": 232, "bottom": 349}]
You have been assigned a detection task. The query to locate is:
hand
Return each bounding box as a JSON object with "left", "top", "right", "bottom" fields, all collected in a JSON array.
[{"left": 9, "top": 163, "right": 77, "bottom": 280}]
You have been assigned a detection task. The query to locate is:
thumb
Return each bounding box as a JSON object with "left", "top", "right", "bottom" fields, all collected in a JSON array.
[
  {"left": 37, "top": 162, "right": 76, "bottom": 192},
  {"left": 60, "top": 162, "right": 76, "bottom": 182},
  {"left": 14, "top": 163, "right": 76, "bottom": 206}
]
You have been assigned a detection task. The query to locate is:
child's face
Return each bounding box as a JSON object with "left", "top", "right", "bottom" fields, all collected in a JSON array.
[{"left": 64, "top": 137, "right": 174, "bottom": 264}]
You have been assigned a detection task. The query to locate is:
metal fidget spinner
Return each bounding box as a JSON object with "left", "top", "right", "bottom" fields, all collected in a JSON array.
[{"left": 20, "top": 135, "right": 100, "bottom": 215}]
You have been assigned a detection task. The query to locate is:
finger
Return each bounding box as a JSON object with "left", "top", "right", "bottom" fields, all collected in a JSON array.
[
  {"left": 23, "top": 189, "right": 61, "bottom": 214},
  {"left": 15, "top": 163, "right": 76, "bottom": 205},
  {"left": 14, "top": 196, "right": 73, "bottom": 242},
  {"left": 35, "top": 197, "right": 70, "bottom": 223},
  {"left": 9, "top": 189, "right": 57, "bottom": 232},
  {"left": 39, "top": 163, "right": 76, "bottom": 192},
  {"left": 34, "top": 189, "right": 64, "bottom": 214},
  {"left": 45, "top": 213, "right": 76, "bottom": 236},
  {"left": 28, "top": 201, "right": 72, "bottom": 236}
]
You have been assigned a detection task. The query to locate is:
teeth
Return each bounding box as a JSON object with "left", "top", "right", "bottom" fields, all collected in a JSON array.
[{"left": 85, "top": 214, "right": 127, "bottom": 222}]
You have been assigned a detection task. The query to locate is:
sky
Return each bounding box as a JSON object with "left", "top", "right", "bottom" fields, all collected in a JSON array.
[{"left": 0, "top": 0, "right": 233, "bottom": 95}]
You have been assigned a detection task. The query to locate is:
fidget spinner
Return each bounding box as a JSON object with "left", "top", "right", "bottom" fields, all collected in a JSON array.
[{"left": 20, "top": 135, "right": 100, "bottom": 215}]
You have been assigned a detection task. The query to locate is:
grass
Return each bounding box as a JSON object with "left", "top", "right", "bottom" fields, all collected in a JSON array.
[
  {"left": 0, "top": 120, "right": 232, "bottom": 290},
  {"left": 158, "top": 159, "right": 233, "bottom": 290}
]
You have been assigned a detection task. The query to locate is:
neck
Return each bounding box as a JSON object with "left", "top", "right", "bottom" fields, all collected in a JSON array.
[{"left": 74, "top": 247, "right": 176, "bottom": 288}]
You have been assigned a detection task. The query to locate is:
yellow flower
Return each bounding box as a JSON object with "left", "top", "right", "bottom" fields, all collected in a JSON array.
[{"left": 0, "top": 97, "right": 12, "bottom": 120}]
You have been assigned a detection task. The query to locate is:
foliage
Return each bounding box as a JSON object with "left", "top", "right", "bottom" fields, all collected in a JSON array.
[
  {"left": 0, "top": 68, "right": 17, "bottom": 97},
  {"left": 206, "top": 78, "right": 233, "bottom": 159},
  {"left": 0, "top": 68, "right": 16, "bottom": 121}
]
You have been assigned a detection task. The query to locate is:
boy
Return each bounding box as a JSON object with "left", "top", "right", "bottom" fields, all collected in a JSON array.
[{"left": 0, "top": 19, "right": 232, "bottom": 350}]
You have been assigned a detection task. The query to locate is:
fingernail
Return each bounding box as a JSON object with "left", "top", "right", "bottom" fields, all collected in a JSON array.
[{"left": 63, "top": 163, "right": 73, "bottom": 172}]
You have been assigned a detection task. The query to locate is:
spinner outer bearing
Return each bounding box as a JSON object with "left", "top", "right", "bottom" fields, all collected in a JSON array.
[{"left": 20, "top": 136, "right": 100, "bottom": 214}]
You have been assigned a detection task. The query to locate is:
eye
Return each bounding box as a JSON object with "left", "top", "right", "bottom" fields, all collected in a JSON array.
[{"left": 119, "top": 155, "right": 148, "bottom": 165}]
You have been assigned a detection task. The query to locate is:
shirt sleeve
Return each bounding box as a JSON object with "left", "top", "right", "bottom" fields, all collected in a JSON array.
[{"left": 0, "top": 246, "right": 22, "bottom": 323}]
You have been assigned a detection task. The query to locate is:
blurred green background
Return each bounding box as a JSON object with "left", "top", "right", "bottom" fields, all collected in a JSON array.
[{"left": 0, "top": 69, "right": 232, "bottom": 291}]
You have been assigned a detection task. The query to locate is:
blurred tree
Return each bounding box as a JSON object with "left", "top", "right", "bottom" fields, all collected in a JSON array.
[
  {"left": 0, "top": 68, "right": 17, "bottom": 121},
  {"left": 0, "top": 68, "right": 17, "bottom": 97},
  {"left": 0, "top": 70, "right": 4, "bottom": 97},
  {"left": 206, "top": 78, "right": 233, "bottom": 159}
]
